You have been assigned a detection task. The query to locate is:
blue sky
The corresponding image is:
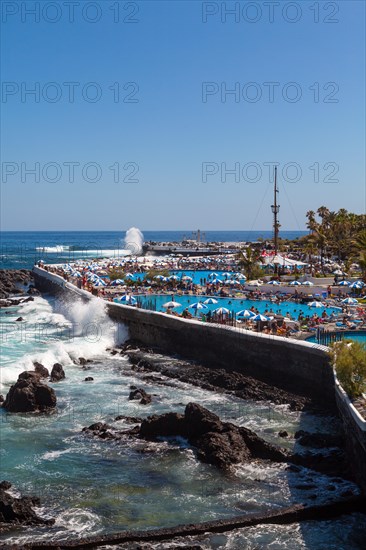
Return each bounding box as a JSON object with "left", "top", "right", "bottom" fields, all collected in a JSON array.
[{"left": 1, "top": 0, "right": 365, "bottom": 230}]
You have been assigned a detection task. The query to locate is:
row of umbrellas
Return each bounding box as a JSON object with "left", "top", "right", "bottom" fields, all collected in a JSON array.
[
  {"left": 112, "top": 295, "right": 359, "bottom": 311},
  {"left": 307, "top": 297, "right": 359, "bottom": 308},
  {"left": 288, "top": 280, "right": 314, "bottom": 286},
  {"left": 338, "top": 280, "right": 365, "bottom": 289},
  {"left": 271, "top": 280, "right": 364, "bottom": 288},
  {"left": 162, "top": 300, "right": 270, "bottom": 321},
  {"left": 63, "top": 263, "right": 364, "bottom": 296},
  {"left": 244, "top": 280, "right": 314, "bottom": 287}
]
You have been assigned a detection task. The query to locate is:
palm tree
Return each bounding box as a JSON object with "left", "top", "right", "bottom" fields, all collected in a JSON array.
[
  {"left": 358, "top": 253, "right": 366, "bottom": 282},
  {"left": 304, "top": 240, "right": 316, "bottom": 275},
  {"left": 353, "top": 229, "right": 366, "bottom": 253},
  {"left": 317, "top": 206, "right": 330, "bottom": 228},
  {"left": 237, "top": 246, "right": 262, "bottom": 280},
  {"left": 352, "top": 229, "right": 366, "bottom": 281},
  {"left": 314, "top": 229, "right": 328, "bottom": 274},
  {"left": 306, "top": 210, "right": 318, "bottom": 233}
]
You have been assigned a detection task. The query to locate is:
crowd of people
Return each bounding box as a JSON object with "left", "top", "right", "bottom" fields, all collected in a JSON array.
[{"left": 38, "top": 255, "right": 366, "bottom": 339}]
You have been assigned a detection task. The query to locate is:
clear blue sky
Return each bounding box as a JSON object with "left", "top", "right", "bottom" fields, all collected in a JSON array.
[{"left": 1, "top": 0, "right": 365, "bottom": 231}]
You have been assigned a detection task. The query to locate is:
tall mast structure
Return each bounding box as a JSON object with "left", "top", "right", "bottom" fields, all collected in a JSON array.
[{"left": 271, "top": 166, "right": 280, "bottom": 256}]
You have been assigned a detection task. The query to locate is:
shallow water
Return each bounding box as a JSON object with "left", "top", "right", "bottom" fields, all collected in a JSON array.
[
  {"left": 307, "top": 330, "right": 366, "bottom": 344},
  {"left": 0, "top": 294, "right": 365, "bottom": 547}
]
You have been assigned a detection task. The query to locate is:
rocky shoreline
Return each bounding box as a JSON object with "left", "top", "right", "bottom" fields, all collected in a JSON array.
[
  {"left": 0, "top": 269, "right": 36, "bottom": 300},
  {"left": 0, "top": 481, "right": 54, "bottom": 530},
  {"left": 0, "top": 337, "right": 359, "bottom": 541},
  {"left": 120, "top": 341, "right": 325, "bottom": 412}
]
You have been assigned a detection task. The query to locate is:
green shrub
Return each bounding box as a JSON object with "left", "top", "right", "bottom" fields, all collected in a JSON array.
[
  {"left": 109, "top": 268, "right": 125, "bottom": 281},
  {"left": 329, "top": 340, "right": 366, "bottom": 399},
  {"left": 143, "top": 269, "right": 170, "bottom": 281}
]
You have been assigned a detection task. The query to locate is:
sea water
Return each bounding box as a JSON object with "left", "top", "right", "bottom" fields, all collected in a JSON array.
[
  {"left": 1, "top": 293, "right": 366, "bottom": 547},
  {"left": 0, "top": 230, "right": 307, "bottom": 270}
]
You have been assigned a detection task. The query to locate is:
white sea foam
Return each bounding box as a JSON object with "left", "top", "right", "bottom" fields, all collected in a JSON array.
[
  {"left": 35, "top": 245, "right": 71, "bottom": 253},
  {"left": 42, "top": 449, "right": 71, "bottom": 461},
  {"left": 124, "top": 227, "right": 144, "bottom": 255},
  {"left": 54, "top": 508, "right": 101, "bottom": 533},
  {"left": 36, "top": 248, "right": 131, "bottom": 259},
  {"left": 0, "top": 295, "right": 128, "bottom": 388}
]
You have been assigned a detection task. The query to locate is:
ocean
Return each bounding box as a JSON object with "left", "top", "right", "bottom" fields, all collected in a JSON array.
[
  {"left": 1, "top": 230, "right": 366, "bottom": 547},
  {"left": 0, "top": 230, "right": 307, "bottom": 270}
]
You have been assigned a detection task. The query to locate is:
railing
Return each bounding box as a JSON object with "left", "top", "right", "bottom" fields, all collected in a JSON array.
[
  {"left": 315, "top": 329, "right": 344, "bottom": 346},
  {"left": 136, "top": 296, "right": 158, "bottom": 311}
]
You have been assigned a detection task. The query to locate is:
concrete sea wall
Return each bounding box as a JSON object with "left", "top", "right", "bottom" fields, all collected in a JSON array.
[
  {"left": 334, "top": 378, "right": 366, "bottom": 492},
  {"left": 106, "top": 301, "right": 333, "bottom": 401},
  {"left": 33, "top": 267, "right": 332, "bottom": 401},
  {"left": 33, "top": 267, "right": 366, "bottom": 490}
]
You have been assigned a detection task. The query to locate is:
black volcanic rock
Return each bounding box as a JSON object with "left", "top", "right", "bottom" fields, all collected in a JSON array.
[
  {"left": 139, "top": 403, "right": 289, "bottom": 470},
  {"left": 50, "top": 363, "right": 65, "bottom": 382},
  {"left": 82, "top": 422, "right": 140, "bottom": 440},
  {"left": 128, "top": 387, "right": 152, "bottom": 405},
  {"left": 83, "top": 401, "right": 345, "bottom": 476},
  {"left": 0, "top": 269, "right": 33, "bottom": 299},
  {"left": 0, "top": 482, "right": 54, "bottom": 526},
  {"left": 33, "top": 362, "right": 49, "bottom": 379},
  {"left": 115, "top": 415, "right": 143, "bottom": 423},
  {"left": 294, "top": 431, "right": 343, "bottom": 448},
  {"left": 140, "top": 413, "right": 186, "bottom": 438},
  {"left": 3, "top": 372, "right": 56, "bottom": 413},
  {"left": 184, "top": 402, "right": 223, "bottom": 439},
  {"left": 196, "top": 428, "right": 251, "bottom": 469},
  {"left": 124, "top": 349, "right": 311, "bottom": 411},
  {"left": 27, "top": 286, "right": 41, "bottom": 296}
]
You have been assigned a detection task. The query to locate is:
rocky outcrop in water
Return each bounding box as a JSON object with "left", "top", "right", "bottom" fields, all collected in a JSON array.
[
  {"left": 0, "top": 481, "right": 54, "bottom": 526},
  {"left": 115, "top": 415, "right": 143, "bottom": 423},
  {"left": 50, "top": 363, "right": 65, "bottom": 382},
  {"left": 295, "top": 430, "right": 344, "bottom": 448},
  {"left": 83, "top": 402, "right": 349, "bottom": 477},
  {"left": 3, "top": 371, "right": 56, "bottom": 413},
  {"left": 83, "top": 403, "right": 289, "bottom": 470},
  {"left": 128, "top": 386, "right": 152, "bottom": 405},
  {"left": 33, "top": 362, "right": 49, "bottom": 379},
  {"left": 141, "top": 403, "right": 289, "bottom": 469},
  {"left": 82, "top": 422, "right": 139, "bottom": 440},
  {"left": 0, "top": 269, "right": 33, "bottom": 299}
]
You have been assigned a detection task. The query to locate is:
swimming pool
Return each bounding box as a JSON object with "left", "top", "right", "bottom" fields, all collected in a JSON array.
[
  {"left": 133, "top": 294, "right": 338, "bottom": 320},
  {"left": 307, "top": 331, "right": 366, "bottom": 344}
]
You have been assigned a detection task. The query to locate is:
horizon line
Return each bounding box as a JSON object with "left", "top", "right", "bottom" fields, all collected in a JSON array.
[{"left": 0, "top": 229, "right": 308, "bottom": 233}]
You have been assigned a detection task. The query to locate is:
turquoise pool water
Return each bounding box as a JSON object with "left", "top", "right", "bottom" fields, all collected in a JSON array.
[
  {"left": 307, "top": 331, "right": 366, "bottom": 344},
  {"left": 134, "top": 294, "right": 338, "bottom": 320}
]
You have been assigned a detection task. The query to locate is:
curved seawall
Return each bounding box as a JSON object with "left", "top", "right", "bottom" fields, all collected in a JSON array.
[
  {"left": 32, "top": 266, "right": 366, "bottom": 491},
  {"left": 32, "top": 267, "right": 333, "bottom": 402}
]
